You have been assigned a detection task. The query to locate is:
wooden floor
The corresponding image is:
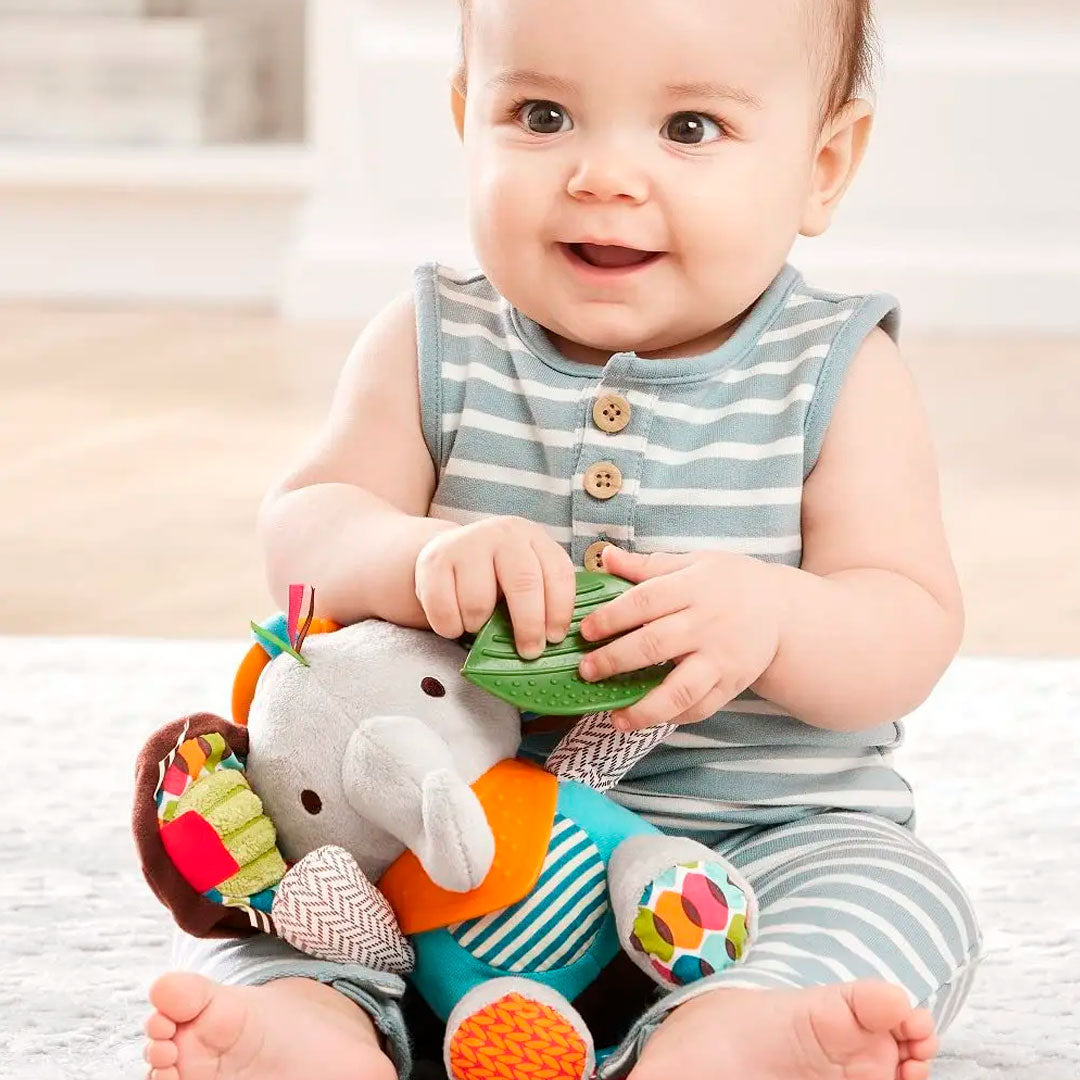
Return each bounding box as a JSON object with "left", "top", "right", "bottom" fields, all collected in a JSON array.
[{"left": 2, "top": 303, "right": 1078, "bottom": 655}]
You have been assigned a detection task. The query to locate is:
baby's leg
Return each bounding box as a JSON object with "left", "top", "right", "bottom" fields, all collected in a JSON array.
[
  {"left": 143, "top": 931, "right": 410, "bottom": 1080},
  {"left": 600, "top": 811, "right": 983, "bottom": 1080}
]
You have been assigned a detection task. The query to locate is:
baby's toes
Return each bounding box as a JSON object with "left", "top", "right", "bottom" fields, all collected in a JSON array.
[
  {"left": 145, "top": 1011, "right": 177, "bottom": 1041},
  {"left": 893, "top": 1007, "right": 935, "bottom": 1043},
  {"left": 149, "top": 1069, "right": 180, "bottom": 1080},
  {"left": 145, "top": 1037, "right": 179, "bottom": 1070},
  {"left": 901, "top": 1033, "right": 939, "bottom": 1062},
  {"left": 897, "top": 1060, "right": 931, "bottom": 1080}
]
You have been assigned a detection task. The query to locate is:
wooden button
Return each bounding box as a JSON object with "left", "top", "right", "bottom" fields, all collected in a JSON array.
[
  {"left": 593, "top": 393, "right": 631, "bottom": 433},
  {"left": 583, "top": 461, "right": 622, "bottom": 500},
  {"left": 584, "top": 540, "right": 616, "bottom": 572}
]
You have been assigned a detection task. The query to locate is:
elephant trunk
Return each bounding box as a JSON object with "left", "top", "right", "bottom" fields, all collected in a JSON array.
[{"left": 342, "top": 717, "right": 495, "bottom": 893}]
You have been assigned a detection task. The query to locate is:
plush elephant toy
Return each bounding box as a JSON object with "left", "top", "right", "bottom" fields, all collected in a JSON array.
[{"left": 134, "top": 613, "right": 759, "bottom": 1080}]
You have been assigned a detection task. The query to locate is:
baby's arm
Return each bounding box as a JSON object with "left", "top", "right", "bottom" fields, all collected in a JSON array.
[
  {"left": 258, "top": 292, "right": 576, "bottom": 652},
  {"left": 751, "top": 327, "right": 965, "bottom": 730},
  {"left": 258, "top": 291, "right": 454, "bottom": 627}
]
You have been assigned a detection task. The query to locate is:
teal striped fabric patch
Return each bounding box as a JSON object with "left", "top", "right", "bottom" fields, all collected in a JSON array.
[{"left": 448, "top": 813, "right": 608, "bottom": 973}]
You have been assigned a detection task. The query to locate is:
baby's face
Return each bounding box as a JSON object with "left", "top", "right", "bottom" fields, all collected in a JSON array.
[{"left": 461, "top": 0, "right": 831, "bottom": 359}]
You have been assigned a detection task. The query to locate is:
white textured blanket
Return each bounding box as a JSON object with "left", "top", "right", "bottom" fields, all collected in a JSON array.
[{"left": 1, "top": 640, "right": 1077, "bottom": 1079}]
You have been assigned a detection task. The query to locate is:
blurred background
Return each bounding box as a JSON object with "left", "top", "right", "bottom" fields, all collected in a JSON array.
[{"left": 1, "top": 0, "right": 1077, "bottom": 652}]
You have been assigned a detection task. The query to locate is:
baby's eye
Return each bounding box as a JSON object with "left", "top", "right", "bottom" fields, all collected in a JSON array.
[
  {"left": 517, "top": 100, "right": 573, "bottom": 135},
  {"left": 663, "top": 112, "right": 725, "bottom": 145}
]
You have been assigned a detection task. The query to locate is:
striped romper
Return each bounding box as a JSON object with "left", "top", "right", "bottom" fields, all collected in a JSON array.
[{"left": 175, "top": 261, "right": 984, "bottom": 1078}]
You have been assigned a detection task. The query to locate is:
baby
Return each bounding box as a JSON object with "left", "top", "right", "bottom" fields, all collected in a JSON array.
[{"left": 142, "top": 0, "right": 984, "bottom": 1078}]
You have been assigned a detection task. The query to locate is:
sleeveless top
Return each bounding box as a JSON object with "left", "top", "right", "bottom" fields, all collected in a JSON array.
[{"left": 414, "top": 261, "right": 917, "bottom": 842}]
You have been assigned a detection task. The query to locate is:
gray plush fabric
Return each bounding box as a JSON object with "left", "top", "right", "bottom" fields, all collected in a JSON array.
[
  {"left": 245, "top": 621, "right": 520, "bottom": 892},
  {"left": 1, "top": 639, "right": 1077, "bottom": 1079}
]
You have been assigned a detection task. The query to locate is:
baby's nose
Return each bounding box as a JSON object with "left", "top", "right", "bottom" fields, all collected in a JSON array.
[{"left": 567, "top": 152, "right": 649, "bottom": 204}]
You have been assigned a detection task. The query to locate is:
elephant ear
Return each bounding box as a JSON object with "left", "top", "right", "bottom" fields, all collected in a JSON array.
[{"left": 133, "top": 713, "right": 285, "bottom": 939}]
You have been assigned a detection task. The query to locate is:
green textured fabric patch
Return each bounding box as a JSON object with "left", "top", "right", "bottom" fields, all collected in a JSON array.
[
  {"left": 217, "top": 847, "right": 287, "bottom": 898},
  {"left": 221, "top": 812, "right": 278, "bottom": 867},
  {"left": 203, "top": 787, "right": 265, "bottom": 838},
  {"left": 461, "top": 571, "right": 671, "bottom": 715},
  {"left": 176, "top": 768, "right": 248, "bottom": 818}
]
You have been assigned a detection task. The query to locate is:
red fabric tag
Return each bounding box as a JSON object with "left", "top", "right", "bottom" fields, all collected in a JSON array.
[
  {"left": 161, "top": 812, "right": 240, "bottom": 894},
  {"left": 288, "top": 584, "right": 305, "bottom": 647}
]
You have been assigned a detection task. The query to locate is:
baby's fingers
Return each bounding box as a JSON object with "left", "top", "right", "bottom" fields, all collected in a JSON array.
[
  {"left": 415, "top": 552, "right": 465, "bottom": 639},
  {"left": 580, "top": 612, "right": 696, "bottom": 682},
  {"left": 494, "top": 544, "right": 547, "bottom": 659},
  {"left": 667, "top": 680, "right": 741, "bottom": 727},
  {"left": 611, "top": 654, "right": 718, "bottom": 730},
  {"left": 454, "top": 558, "right": 499, "bottom": 634},
  {"left": 534, "top": 541, "right": 576, "bottom": 643}
]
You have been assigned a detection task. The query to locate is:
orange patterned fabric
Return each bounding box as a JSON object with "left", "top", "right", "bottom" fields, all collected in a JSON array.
[
  {"left": 447, "top": 992, "right": 588, "bottom": 1080},
  {"left": 378, "top": 759, "right": 557, "bottom": 935}
]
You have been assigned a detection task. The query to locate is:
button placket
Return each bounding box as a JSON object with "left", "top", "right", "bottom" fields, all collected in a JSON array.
[{"left": 571, "top": 360, "right": 636, "bottom": 568}]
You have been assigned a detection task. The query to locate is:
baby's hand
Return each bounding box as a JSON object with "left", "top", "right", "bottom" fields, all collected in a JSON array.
[
  {"left": 578, "top": 546, "right": 785, "bottom": 730},
  {"left": 414, "top": 516, "right": 576, "bottom": 659}
]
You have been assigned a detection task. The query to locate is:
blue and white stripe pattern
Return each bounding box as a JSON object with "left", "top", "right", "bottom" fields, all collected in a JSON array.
[
  {"left": 418, "top": 263, "right": 896, "bottom": 561},
  {"left": 414, "top": 261, "right": 914, "bottom": 836},
  {"left": 447, "top": 813, "right": 609, "bottom": 974}
]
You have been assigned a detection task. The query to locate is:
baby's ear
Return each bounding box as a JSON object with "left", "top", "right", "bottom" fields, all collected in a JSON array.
[
  {"left": 451, "top": 83, "right": 466, "bottom": 141},
  {"left": 800, "top": 98, "right": 874, "bottom": 238}
]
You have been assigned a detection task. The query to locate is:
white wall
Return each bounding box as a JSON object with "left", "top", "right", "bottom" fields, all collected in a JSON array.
[
  {"left": 190, "top": 0, "right": 306, "bottom": 139},
  {"left": 284, "top": 0, "right": 468, "bottom": 318}
]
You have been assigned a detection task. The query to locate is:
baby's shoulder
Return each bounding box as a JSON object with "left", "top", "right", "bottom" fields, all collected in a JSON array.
[
  {"left": 415, "top": 261, "right": 505, "bottom": 315},
  {"left": 757, "top": 270, "right": 901, "bottom": 355},
  {"left": 413, "top": 262, "right": 523, "bottom": 378}
]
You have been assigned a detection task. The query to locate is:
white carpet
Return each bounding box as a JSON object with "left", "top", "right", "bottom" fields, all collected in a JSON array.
[{"left": 1, "top": 639, "right": 1078, "bottom": 1079}]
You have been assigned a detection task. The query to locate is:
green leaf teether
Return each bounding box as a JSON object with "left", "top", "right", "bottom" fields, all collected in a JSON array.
[{"left": 461, "top": 570, "right": 672, "bottom": 715}]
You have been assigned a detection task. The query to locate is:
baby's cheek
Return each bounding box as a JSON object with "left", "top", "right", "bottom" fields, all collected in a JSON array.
[
  {"left": 683, "top": 161, "right": 802, "bottom": 269},
  {"left": 471, "top": 159, "right": 552, "bottom": 275}
]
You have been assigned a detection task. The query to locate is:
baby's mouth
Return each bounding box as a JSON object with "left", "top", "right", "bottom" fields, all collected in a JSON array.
[{"left": 564, "top": 242, "right": 664, "bottom": 270}]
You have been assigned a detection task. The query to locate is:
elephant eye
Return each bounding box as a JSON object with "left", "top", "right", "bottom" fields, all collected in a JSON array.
[
  {"left": 421, "top": 677, "right": 446, "bottom": 698},
  {"left": 300, "top": 789, "right": 322, "bottom": 815}
]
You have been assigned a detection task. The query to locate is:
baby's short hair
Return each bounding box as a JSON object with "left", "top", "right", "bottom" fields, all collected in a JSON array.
[
  {"left": 815, "top": 0, "right": 878, "bottom": 121},
  {"left": 453, "top": 0, "right": 878, "bottom": 128}
]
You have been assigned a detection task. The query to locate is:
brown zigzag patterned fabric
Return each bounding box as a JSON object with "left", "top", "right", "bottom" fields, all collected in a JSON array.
[
  {"left": 546, "top": 713, "right": 675, "bottom": 792},
  {"left": 272, "top": 845, "right": 415, "bottom": 973}
]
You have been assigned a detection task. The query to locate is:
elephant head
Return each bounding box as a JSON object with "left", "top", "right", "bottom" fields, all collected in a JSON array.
[{"left": 244, "top": 620, "right": 523, "bottom": 892}]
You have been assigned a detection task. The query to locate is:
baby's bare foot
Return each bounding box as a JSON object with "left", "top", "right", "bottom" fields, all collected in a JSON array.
[
  {"left": 634, "top": 979, "right": 939, "bottom": 1080},
  {"left": 143, "top": 972, "right": 396, "bottom": 1080}
]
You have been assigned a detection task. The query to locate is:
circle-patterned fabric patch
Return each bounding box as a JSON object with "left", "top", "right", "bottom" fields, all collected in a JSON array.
[
  {"left": 630, "top": 860, "right": 751, "bottom": 986},
  {"left": 448, "top": 814, "right": 608, "bottom": 974}
]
